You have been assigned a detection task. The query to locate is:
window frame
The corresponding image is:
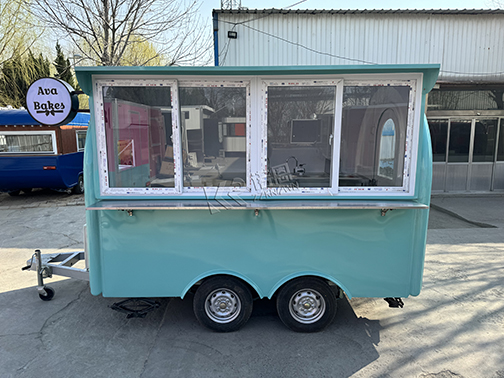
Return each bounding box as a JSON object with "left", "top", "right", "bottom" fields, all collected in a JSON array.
[
  {"left": 337, "top": 79, "right": 420, "bottom": 195},
  {"left": 93, "top": 78, "right": 179, "bottom": 196},
  {"left": 92, "top": 74, "right": 422, "bottom": 198},
  {"left": 0, "top": 130, "right": 57, "bottom": 154},
  {"left": 76, "top": 130, "right": 87, "bottom": 152},
  {"left": 176, "top": 79, "right": 252, "bottom": 195},
  {"left": 260, "top": 78, "right": 343, "bottom": 196}
]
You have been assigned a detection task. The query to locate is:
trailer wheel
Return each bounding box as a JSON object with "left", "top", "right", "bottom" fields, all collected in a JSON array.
[
  {"left": 39, "top": 286, "right": 55, "bottom": 301},
  {"left": 73, "top": 175, "right": 84, "bottom": 194},
  {"left": 276, "top": 277, "right": 337, "bottom": 332},
  {"left": 193, "top": 276, "right": 253, "bottom": 332}
]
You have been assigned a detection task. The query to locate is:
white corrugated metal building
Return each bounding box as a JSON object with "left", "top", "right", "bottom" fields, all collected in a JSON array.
[{"left": 213, "top": 9, "right": 504, "bottom": 192}]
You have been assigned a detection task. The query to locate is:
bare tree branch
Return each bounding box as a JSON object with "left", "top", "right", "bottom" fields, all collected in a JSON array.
[{"left": 24, "top": 0, "right": 212, "bottom": 66}]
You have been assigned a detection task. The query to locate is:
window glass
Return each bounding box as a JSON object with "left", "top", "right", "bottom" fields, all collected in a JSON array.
[
  {"left": 428, "top": 119, "right": 448, "bottom": 162},
  {"left": 76, "top": 131, "right": 87, "bottom": 151},
  {"left": 0, "top": 134, "right": 54, "bottom": 153},
  {"left": 267, "top": 86, "right": 336, "bottom": 188},
  {"left": 179, "top": 86, "right": 247, "bottom": 188},
  {"left": 448, "top": 120, "right": 471, "bottom": 162},
  {"left": 498, "top": 120, "right": 504, "bottom": 161},
  {"left": 103, "top": 86, "right": 173, "bottom": 188},
  {"left": 378, "top": 118, "right": 396, "bottom": 180},
  {"left": 473, "top": 119, "right": 497, "bottom": 162},
  {"left": 340, "top": 85, "right": 410, "bottom": 187},
  {"left": 428, "top": 89, "right": 504, "bottom": 110}
]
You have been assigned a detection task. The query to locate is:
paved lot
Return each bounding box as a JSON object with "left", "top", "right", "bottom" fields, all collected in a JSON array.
[{"left": 0, "top": 191, "right": 503, "bottom": 378}]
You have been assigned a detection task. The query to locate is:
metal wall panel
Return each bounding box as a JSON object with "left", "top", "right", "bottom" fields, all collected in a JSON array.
[
  {"left": 494, "top": 163, "right": 504, "bottom": 190},
  {"left": 217, "top": 13, "right": 504, "bottom": 82},
  {"left": 432, "top": 163, "right": 446, "bottom": 192},
  {"left": 446, "top": 164, "right": 469, "bottom": 191},
  {"left": 469, "top": 164, "right": 493, "bottom": 191}
]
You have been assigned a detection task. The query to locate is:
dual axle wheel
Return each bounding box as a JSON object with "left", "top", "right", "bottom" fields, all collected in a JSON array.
[{"left": 193, "top": 276, "right": 338, "bottom": 333}]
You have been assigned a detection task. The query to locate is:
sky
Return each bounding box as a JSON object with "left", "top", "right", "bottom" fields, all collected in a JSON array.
[{"left": 199, "top": 0, "right": 498, "bottom": 17}]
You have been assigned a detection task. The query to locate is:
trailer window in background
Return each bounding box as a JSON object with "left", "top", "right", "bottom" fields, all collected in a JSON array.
[
  {"left": 340, "top": 85, "right": 411, "bottom": 188},
  {"left": 76, "top": 130, "right": 87, "bottom": 151},
  {"left": 102, "top": 86, "right": 173, "bottom": 188},
  {"left": 0, "top": 131, "right": 57, "bottom": 154},
  {"left": 179, "top": 85, "right": 248, "bottom": 188},
  {"left": 266, "top": 85, "right": 337, "bottom": 189}
]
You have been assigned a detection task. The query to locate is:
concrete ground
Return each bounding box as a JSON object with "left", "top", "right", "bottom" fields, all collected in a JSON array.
[{"left": 0, "top": 190, "right": 503, "bottom": 378}]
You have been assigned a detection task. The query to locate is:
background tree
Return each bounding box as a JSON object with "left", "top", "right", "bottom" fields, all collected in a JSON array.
[
  {"left": 27, "top": 0, "right": 212, "bottom": 66},
  {"left": 0, "top": 0, "right": 43, "bottom": 65},
  {"left": 80, "top": 34, "right": 165, "bottom": 67},
  {"left": 0, "top": 51, "right": 51, "bottom": 108},
  {"left": 54, "top": 42, "right": 77, "bottom": 89},
  {"left": 53, "top": 42, "right": 90, "bottom": 110}
]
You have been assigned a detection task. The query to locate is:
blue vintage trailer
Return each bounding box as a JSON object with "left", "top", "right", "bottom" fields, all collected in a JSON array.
[
  {"left": 0, "top": 109, "right": 89, "bottom": 195},
  {"left": 29, "top": 64, "right": 439, "bottom": 332}
]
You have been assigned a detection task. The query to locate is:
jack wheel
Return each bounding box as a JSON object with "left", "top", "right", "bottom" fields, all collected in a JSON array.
[{"left": 39, "top": 286, "right": 55, "bottom": 301}]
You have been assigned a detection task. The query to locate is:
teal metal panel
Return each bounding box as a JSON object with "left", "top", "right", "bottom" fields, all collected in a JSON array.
[
  {"left": 76, "top": 64, "right": 440, "bottom": 94},
  {"left": 95, "top": 207, "right": 422, "bottom": 299}
]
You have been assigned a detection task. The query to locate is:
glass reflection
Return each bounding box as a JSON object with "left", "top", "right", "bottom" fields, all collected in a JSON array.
[
  {"left": 102, "top": 86, "right": 173, "bottom": 188},
  {"left": 267, "top": 86, "right": 336, "bottom": 188},
  {"left": 448, "top": 120, "right": 471, "bottom": 163},
  {"left": 340, "top": 85, "right": 410, "bottom": 187},
  {"left": 473, "top": 119, "right": 497, "bottom": 162},
  {"left": 179, "top": 87, "right": 247, "bottom": 188},
  {"left": 378, "top": 118, "right": 396, "bottom": 180},
  {"left": 498, "top": 120, "right": 504, "bottom": 162}
]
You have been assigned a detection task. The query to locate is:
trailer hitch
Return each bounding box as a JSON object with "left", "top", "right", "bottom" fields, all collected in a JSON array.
[
  {"left": 384, "top": 297, "right": 404, "bottom": 308},
  {"left": 110, "top": 298, "right": 160, "bottom": 319}
]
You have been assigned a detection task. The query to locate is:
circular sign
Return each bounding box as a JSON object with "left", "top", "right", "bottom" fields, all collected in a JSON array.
[{"left": 26, "top": 78, "right": 79, "bottom": 126}]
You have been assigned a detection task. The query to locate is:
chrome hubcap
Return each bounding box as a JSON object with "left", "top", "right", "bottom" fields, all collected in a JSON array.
[
  {"left": 289, "top": 289, "right": 326, "bottom": 324},
  {"left": 205, "top": 288, "right": 241, "bottom": 324}
]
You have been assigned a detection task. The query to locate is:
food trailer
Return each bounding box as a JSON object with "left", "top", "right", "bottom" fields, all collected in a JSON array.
[
  {"left": 28, "top": 64, "right": 439, "bottom": 332},
  {"left": 0, "top": 109, "right": 89, "bottom": 195}
]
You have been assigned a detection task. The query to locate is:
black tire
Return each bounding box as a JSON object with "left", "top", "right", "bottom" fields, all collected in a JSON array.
[
  {"left": 39, "top": 286, "right": 55, "bottom": 301},
  {"left": 276, "top": 277, "right": 337, "bottom": 333},
  {"left": 72, "top": 175, "right": 84, "bottom": 194},
  {"left": 8, "top": 190, "right": 20, "bottom": 197},
  {"left": 193, "top": 276, "right": 253, "bottom": 332}
]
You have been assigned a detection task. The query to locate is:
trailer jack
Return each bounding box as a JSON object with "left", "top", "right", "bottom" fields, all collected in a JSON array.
[
  {"left": 110, "top": 298, "right": 161, "bottom": 319},
  {"left": 22, "top": 249, "right": 89, "bottom": 301},
  {"left": 384, "top": 297, "right": 404, "bottom": 308}
]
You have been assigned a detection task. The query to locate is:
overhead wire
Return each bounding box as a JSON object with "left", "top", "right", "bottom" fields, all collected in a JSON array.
[
  {"left": 219, "top": 19, "right": 377, "bottom": 65},
  {"left": 217, "top": 15, "right": 504, "bottom": 76}
]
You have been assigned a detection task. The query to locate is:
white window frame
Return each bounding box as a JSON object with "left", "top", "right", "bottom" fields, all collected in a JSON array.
[
  {"left": 76, "top": 130, "right": 87, "bottom": 152},
  {"left": 0, "top": 130, "right": 57, "bottom": 154},
  {"left": 260, "top": 78, "right": 343, "bottom": 196},
  {"left": 177, "top": 80, "right": 251, "bottom": 196},
  {"left": 92, "top": 74, "right": 422, "bottom": 198},
  {"left": 337, "top": 78, "right": 421, "bottom": 196},
  {"left": 93, "top": 78, "right": 178, "bottom": 196}
]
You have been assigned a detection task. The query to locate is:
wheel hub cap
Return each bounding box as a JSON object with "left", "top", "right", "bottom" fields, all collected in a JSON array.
[
  {"left": 289, "top": 289, "right": 326, "bottom": 324},
  {"left": 205, "top": 289, "right": 241, "bottom": 324}
]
